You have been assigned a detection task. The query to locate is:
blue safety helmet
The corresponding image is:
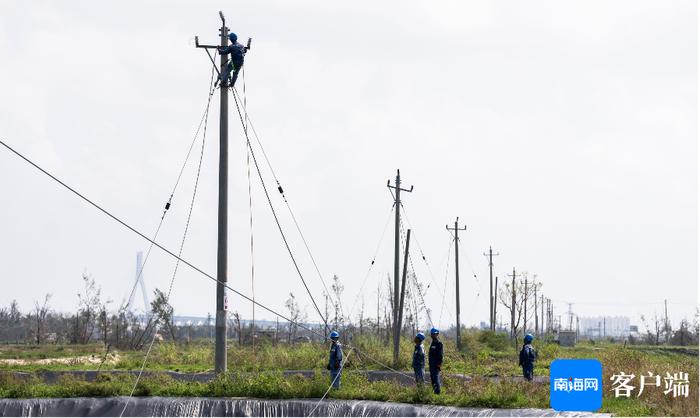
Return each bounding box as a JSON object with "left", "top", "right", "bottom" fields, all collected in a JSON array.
[
  {"left": 430, "top": 327, "right": 440, "bottom": 335},
  {"left": 329, "top": 330, "right": 340, "bottom": 339},
  {"left": 228, "top": 32, "right": 238, "bottom": 43},
  {"left": 524, "top": 333, "right": 534, "bottom": 344},
  {"left": 415, "top": 332, "right": 425, "bottom": 341}
]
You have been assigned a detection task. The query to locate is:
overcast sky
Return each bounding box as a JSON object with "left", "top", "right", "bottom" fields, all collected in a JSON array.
[{"left": 0, "top": 1, "right": 696, "bottom": 331}]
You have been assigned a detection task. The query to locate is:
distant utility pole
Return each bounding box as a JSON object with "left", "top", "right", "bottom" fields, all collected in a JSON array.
[
  {"left": 509, "top": 268, "right": 518, "bottom": 339},
  {"left": 396, "top": 229, "right": 412, "bottom": 356},
  {"left": 494, "top": 276, "right": 498, "bottom": 330},
  {"left": 196, "top": 11, "right": 232, "bottom": 374},
  {"left": 534, "top": 282, "right": 538, "bottom": 337},
  {"left": 523, "top": 273, "right": 528, "bottom": 333},
  {"left": 446, "top": 218, "right": 467, "bottom": 351},
  {"left": 540, "top": 294, "right": 544, "bottom": 337},
  {"left": 664, "top": 299, "right": 669, "bottom": 343},
  {"left": 483, "top": 246, "right": 500, "bottom": 331},
  {"left": 567, "top": 303, "right": 574, "bottom": 331},
  {"left": 387, "top": 169, "right": 412, "bottom": 366}
]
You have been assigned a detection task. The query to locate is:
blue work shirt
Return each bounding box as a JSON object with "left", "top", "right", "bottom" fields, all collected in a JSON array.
[
  {"left": 428, "top": 339, "right": 443, "bottom": 368},
  {"left": 412, "top": 343, "right": 425, "bottom": 370},
  {"left": 329, "top": 341, "right": 343, "bottom": 371},
  {"left": 219, "top": 42, "right": 246, "bottom": 68},
  {"left": 519, "top": 343, "right": 537, "bottom": 367}
]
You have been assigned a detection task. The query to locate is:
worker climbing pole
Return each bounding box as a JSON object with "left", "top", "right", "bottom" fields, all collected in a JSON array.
[{"left": 195, "top": 11, "right": 251, "bottom": 374}]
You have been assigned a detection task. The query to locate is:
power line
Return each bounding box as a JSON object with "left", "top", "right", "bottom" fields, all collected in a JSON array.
[
  {"left": 123, "top": 71, "right": 218, "bottom": 312},
  {"left": 230, "top": 89, "right": 327, "bottom": 329},
  {"left": 122, "top": 68, "right": 215, "bottom": 416},
  {"left": 0, "top": 134, "right": 420, "bottom": 384},
  {"left": 230, "top": 87, "right": 338, "bottom": 313}
]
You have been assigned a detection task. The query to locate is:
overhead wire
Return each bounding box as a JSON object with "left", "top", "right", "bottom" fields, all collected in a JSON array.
[
  {"left": 230, "top": 87, "right": 327, "bottom": 330},
  {"left": 439, "top": 236, "right": 455, "bottom": 328},
  {"left": 0, "top": 134, "right": 424, "bottom": 385},
  {"left": 241, "top": 66, "right": 256, "bottom": 355},
  {"left": 121, "top": 65, "right": 216, "bottom": 417},
  {"left": 122, "top": 67, "right": 218, "bottom": 312},
  {"left": 307, "top": 347, "right": 354, "bottom": 417},
  {"left": 346, "top": 202, "right": 395, "bottom": 320},
  {"left": 230, "top": 87, "right": 339, "bottom": 317}
]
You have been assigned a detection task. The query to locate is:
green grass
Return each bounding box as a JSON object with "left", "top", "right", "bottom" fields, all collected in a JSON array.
[{"left": 0, "top": 333, "right": 697, "bottom": 416}]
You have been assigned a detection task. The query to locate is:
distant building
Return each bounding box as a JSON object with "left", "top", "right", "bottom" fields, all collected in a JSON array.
[
  {"left": 579, "top": 316, "right": 630, "bottom": 338},
  {"left": 558, "top": 330, "right": 577, "bottom": 346}
]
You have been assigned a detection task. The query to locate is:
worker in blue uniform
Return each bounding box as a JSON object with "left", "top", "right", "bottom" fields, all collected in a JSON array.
[
  {"left": 412, "top": 332, "right": 426, "bottom": 385},
  {"left": 428, "top": 327, "right": 443, "bottom": 394},
  {"left": 327, "top": 330, "right": 343, "bottom": 389},
  {"left": 519, "top": 333, "right": 537, "bottom": 381},
  {"left": 217, "top": 32, "right": 247, "bottom": 87}
]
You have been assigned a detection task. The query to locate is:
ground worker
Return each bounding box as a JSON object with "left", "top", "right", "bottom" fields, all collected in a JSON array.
[
  {"left": 217, "top": 32, "right": 247, "bottom": 87},
  {"left": 327, "top": 330, "right": 343, "bottom": 389},
  {"left": 412, "top": 332, "right": 426, "bottom": 385},
  {"left": 428, "top": 327, "right": 443, "bottom": 394},
  {"left": 519, "top": 333, "right": 537, "bottom": 381}
]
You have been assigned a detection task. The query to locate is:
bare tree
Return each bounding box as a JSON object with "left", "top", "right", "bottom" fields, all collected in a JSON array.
[
  {"left": 150, "top": 289, "right": 176, "bottom": 341},
  {"left": 33, "top": 294, "right": 52, "bottom": 344},
  {"left": 77, "top": 273, "right": 104, "bottom": 344},
  {"left": 498, "top": 279, "right": 537, "bottom": 341},
  {"left": 231, "top": 312, "right": 242, "bottom": 345},
  {"left": 285, "top": 293, "right": 301, "bottom": 343},
  {"left": 331, "top": 275, "right": 345, "bottom": 330},
  {"left": 640, "top": 314, "right": 663, "bottom": 345}
]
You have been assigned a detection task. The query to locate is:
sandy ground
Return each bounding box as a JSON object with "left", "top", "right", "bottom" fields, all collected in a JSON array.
[{"left": 0, "top": 352, "right": 120, "bottom": 366}]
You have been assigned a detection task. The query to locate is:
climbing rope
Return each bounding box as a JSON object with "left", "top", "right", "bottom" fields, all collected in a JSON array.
[
  {"left": 307, "top": 347, "right": 354, "bottom": 417},
  {"left": 123, "top": 59, "right": 218, "bottom": 312},
  {"left": 230, "top": 86, "right": 339, "bottom": 317},
  {"left": 397, "top": 217, "right": 433, "bottom": 327},
  {"left": 1, "top": 133, "right": 432, "bottom": 389},
  {"left": 120, "top": 67, "right": 215, "bottom": 417},
  {"left": 346, "top": 202, "right": 395, "bottom": 320},
  {"left": 241, "top": 66, "right": 256, "bottom": 355},
  {"left": 439, "top": 236, "right": 455, "bottom": 328},
  {"left": 231, "top": 88, "right": 328, "bottom": 330}
]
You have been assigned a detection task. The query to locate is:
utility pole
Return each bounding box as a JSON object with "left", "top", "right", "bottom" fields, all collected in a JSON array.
[
  {"left": 511, "top": 268, "right": 516, "bottom": 339},
  {"left": 387, "top": 170, "right": 412, "bottom": 366},
  {"left": 664, "top": 299, "right": 669, "bottom": 343},
  {"left": 483, "top": 247, "right": 499, "bottom": 331},
  {"left": 523, "top": 273, "right": 528, "bottom": 333},
  {"left": 534, "top": 283, "right": 538, "bottom": 337},
  {"left": 396, "top": 229, "right": 412, "bottom": 362},
  {"left": 540, "top": 294, "right": 544, "bottom": 337},
  {"left": 196, "top": 11, "right": 234, "bottom": 374},
  {"left": 446, "top": 218, "right": 467, "bottom": 350},
  {"left": 567, "top": 303, "right": 574, "bottom": 331},
  {"left": 494, "top": 276, "right": 498, "bottom": 331}
]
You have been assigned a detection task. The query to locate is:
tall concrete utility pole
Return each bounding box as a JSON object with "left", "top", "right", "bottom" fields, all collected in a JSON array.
[
  {"left": 493, "top": 276, "right": 498, "bottom": 330},
  {"left": 508, "top": 268, "right": 521, "bottom": 339},
  {"left": 396, "top": 229, "right": 412, "bottom": 360},
  {"left": 534, "top": 283, "right": 538, "bottom": 337},
  {"left": 387, "top": 170, "right": 412, "bottom": 366},
  {"left": 523, "top": 274, "right": 528, "bottom": 333},
  {"left": 483, "top": 246, "right": 499, "bottom": 331},
  {"left": 446, "top": 218, "right": 467, "bottom": 351},
  {"left": 195, "top": 11, "right": 231, "bottom": 374},
  {"left": 540, "top": 294, "right": 544, "bottom": 337}
]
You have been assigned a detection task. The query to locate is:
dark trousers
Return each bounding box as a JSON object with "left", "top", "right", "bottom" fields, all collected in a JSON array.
[
  {"left": 429, "top": 366, "right": 441, "bottom": 394},
  {"left": 220, "top": 61, "right": 242, "bottom": 87},
  {"left": 414, "top": 367, "right": 424, "bottom": 385},
  {"left": 522, "top": 364, "right": 534, "bottom": 381},
  {"left": 330, "top": 369, "right": 341, "bottom": 389}
]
